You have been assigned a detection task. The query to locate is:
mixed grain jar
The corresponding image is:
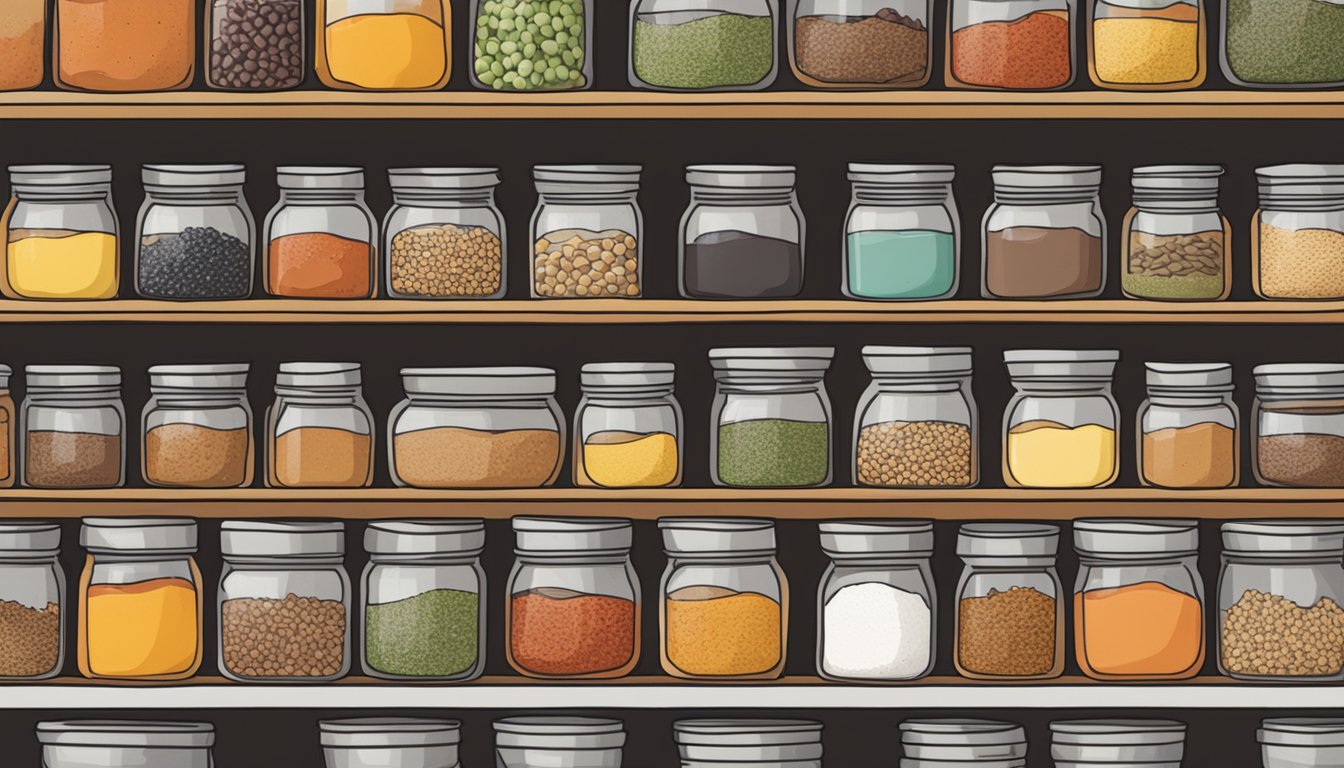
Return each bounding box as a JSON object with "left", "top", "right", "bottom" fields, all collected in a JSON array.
[
  {"left": 854, "top": 346, "right": 977, "bottom": 488},
  {"left": 1122, "top": 165, "right": 1230, "bottom": 301},
  {"left": 789, "top": 0, "right": 932, "bottom": 89},
  {"left": 506, "top": 517, "right": 640, "bottom": 679},
  {"left": 142, "top": 364, "right": 254, "bottom": 489},
  {"left": 0, "top": 365, "right": 13, "bottom": 488},
  {"left": 843, "top": 163, "right": 959, "bottom": 301},
  {"left": 21, "top": 365, "right": 126, "bottom": 489},
  {"left": 674, "top": 719, "right": 823, "bottom": 768},
  {"left": 531, "top": 165, "right": 643, "bottom": 298},
  {"left": 264, "top": 167, "right": 377, "bottom": 299},
  {"left": 1072, "top": 519, "right": 1204, "bottom": 680},
  {"left": 1002, "top": 349, "right": 1121, "bottom": 489},
  {"left": 680, "top": 165, "right": 804, "bottom": 299},
  {"left": 494, "top": 718, "right": 626, "bottom": 768},
  {"left": 77, "top": 518, "right": 203, "bottom": 680},
  {"left": 982, "top": 165, "right": 1106, "bottom": 299},
  {"left": 710, "top": 347, "right": 835, "bottom": 488},
  {"left": 0, "top": 0, "right": 44, "bottom": 91},
  {"left": 317, "top": 0, "right": 451, "bottom": 91},
  {"left": 322, "top": 718, "right": 462, "bottom": 768},
  {"left": 470, "top": 0, "right": 592, "bottom": 91},
  {"left": 898, "top": 719, "right": 1029, "bottom": 767},
  {"left": 218, "top": 520, "right": 351, "bottom": 682},
  {"left": 1221, "top": 0, "right": 1344, "bottom": 88},
  {"left": 1251, "top": 363, "right": 1344, "bottom": 488},
  {"left": 208, "top": 0, "right": 305, "bottom": 91},
  {"left": 1051, "top": 720, "right": 1187, "bottom": 767},
  {"left": 384, "top": 167, "right": 506, "bottom": 300},
  {"left": 266, "top": 362, "right": 375, "bottom": 489},
  {"left": 1218, "top": 521, "right": 1344, "bottom": 681},
  {"left": 1251, "top": 164, "right": 1344, "bottom": 301},
  {"left": 3, "top": 165, "right": 119, "bottom": 301},
  {"left": 54, "top": 0, "right": 195, "bottom": 91},
  {"left": 817, "top": 520, "right": 936, "bottom": 682},
  {"left": 37, "top": 721, "right": 215, "bottom": 768},
  {"left": 361, "top": 520, "right": 486, "bottom": 681},
  {"left": 390, "top": 367, "right": 564, "bottom": 489},
  {"left": 0, "top": 523, "right": 64, "bottom": 680},
  {"left": 1260, "top": 719, "right": 1344, "bottom": 768},
  {"left": 1088, "top": 0, "right": 1205, "bottom": 90},
  {"left": 954, "top": 523, "right": 1063, "bottom": 680},
  {"left": 629, "top": 0, "right": 779, "bottom": 91},
  {"left": 660, "top": 518, "right": 788, "bottom": 680},
  {"left": 135, "top": 165, "right": 255, "bottom": 301},
  {"left": 573, "top": 362, "right": 682, "bottom": 488},
  {"left": 1138, "top": 362, "right": 1239, "bottom": 489},
  {"left": 947, "top": 0, "right": 1076, "bottom": 90}
]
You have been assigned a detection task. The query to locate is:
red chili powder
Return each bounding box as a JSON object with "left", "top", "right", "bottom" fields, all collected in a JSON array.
[
  {"left": 509, "top": 589, "right": 636, "bottom": 676},
  {"left": 268, "top": 232, "right": 372, "bottom": 298},
  {"left": 952, "top": 11, "right": 1071, "bottom": 89}
]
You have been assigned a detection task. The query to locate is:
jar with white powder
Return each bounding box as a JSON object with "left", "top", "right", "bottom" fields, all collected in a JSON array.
[{"left": 816, "top": 520, "right": 936, "bottom": 681}]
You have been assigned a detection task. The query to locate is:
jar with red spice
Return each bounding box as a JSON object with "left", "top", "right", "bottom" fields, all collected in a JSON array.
[
  {"left": 947, "top": 0, "right": 1077, "bottom": 90},
  {"left": 506, "top": 517, "right": 640, "bottom": 679},
  {"left": 263, "top": 167, "right": 377, "bottom": 299}
]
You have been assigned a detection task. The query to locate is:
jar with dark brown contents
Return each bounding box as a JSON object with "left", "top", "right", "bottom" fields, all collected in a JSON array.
[
  {"left": 218, "top": 520, "right": 351, "bottom": 682},
  {"left": 0, "top": 365, "right": 14, "bottom": 488},
  {"left": 1252, "top": 364, "right": 1344, "bottom": 488},
  {"left": 0, "top": 523, "right": 64, "bottom": 680},
  {"left": 142, "top": 364, "right": 254, "bottom": 488},
  {"left": 20, "top": 365, "right": 125, "bottom": 489},
  {"left": 790, "top": 0, "right": 932, "bottom": 88},
  {"left": 207, "top": 0, "right": 304, "bottom": 91}
]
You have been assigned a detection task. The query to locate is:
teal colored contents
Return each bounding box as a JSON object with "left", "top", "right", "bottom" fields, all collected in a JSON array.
[{"left": 847, "top": 230, "right": 956, "bottom": 299}]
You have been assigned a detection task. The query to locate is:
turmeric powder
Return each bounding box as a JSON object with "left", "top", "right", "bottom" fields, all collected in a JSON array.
[{"left": 1074, "top": 580, "right": 1203, "bottom": 679}]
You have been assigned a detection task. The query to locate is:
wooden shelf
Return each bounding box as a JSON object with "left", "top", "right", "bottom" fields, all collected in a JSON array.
[
  {"left": 3, "top": 299, "right": 1344, "bottom": 324},
  {"left": 2, "top": 90, "right": 1343, "bottom": 120}
]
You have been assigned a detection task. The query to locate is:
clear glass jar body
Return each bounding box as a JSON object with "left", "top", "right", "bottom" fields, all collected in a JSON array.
[
  {"left": 955, "top": 544, "right": 1063, "bottom": 681},
  {"left": 317, "top": 0, "right": 451, "bottom": 91},
  {"left": 532, "top": 167, "right": 643, "bottom": 299},
  {"left": 1075, "top": 553, "right": 1205, "bottom": 680},
  {"left": 947, "top": 0, "right": 1076, "bottom": 90},
  {"left": 263, "top": 172, "right": 377, "bottom": 299},
  {"left": 982, "top": 171, "right": 1106, "bottom": 299},
  {"left": 135, "top": 168, "right": 255, "bottom": 300},
  {"left": 3, "top": 167, "right": 119, "bottom": 301},
  {"left": 266, "top": 380, "right": 375, "bottom": 489},
  {"left": 1219, "top": 552, "right": 1344, "bottom": 681},
  {"left": 384, "top": 170, "right": 506, "bottom": 300},
  {"left": 680, "top": 167, "right": 804, "bottom": 299},
  {"left": 1088, "top": 0, "right": 1205, "bottom": 90},
  {"left": 843, "top": 166, "right": 959, "bottom": 301},
  {"left": 208, "top": 0, "right": 304, "bottom": 90},
  {"left": 1251, "top": 168, "right": 1344, "bottom": 301},
  {"left": 1221, "top": 0, "right": 1344, "bottom": 89},
  {"left": 54, "top": 0, "right": 195, "bottom": 91},
  {"left": 77, "top": 552, "right": 203, "bottom": 680},
  {"left": 630, "top": 0, "right": 779, "bottom": 91},
  {"left": 573, "top": 391, "right": 682, "bottom": 488},
  {"left": 1122, "top": 203, "right": 1230, "bottom": 301},
  {"left": 362, "top": 553, "right": 485, "bottom": 681},
  {"left": 789, "top": 0, "right": 933, "bottom": 88},
  {"left": 1252, "top": 368, "right": 1344, "bottom": 488},
  {"left": 1004, "top": 382, "right": 1120, "bottom": 488},
  {"left": 470, "top": 0, "right": 592, "bottom": 91},
  {"left": 142, "top": 371, "right": 254, "bottom": 489},
  {"left": 817, "top": 556, "right": 935, "bottom": 681},
  {"left": 0, "top": 370, "right": 14, "bottom": 488},
  {"left": 0, "top": 0, "right": 44, "bottom": 91},
  {"left": 0, "top": 527, "right": 64, "bottom": 680},
  {"left": 855, "top": 374, "right": 977, "bottom": 488},
  {"left": 661, "top": 554, "right": 789, "bottom": 679},
  {"left": 21, "top": 377, "right": 126, "bottom": 490},
  {"left": 1138, "top": 388, "right": 1239, "bottom": 489}
]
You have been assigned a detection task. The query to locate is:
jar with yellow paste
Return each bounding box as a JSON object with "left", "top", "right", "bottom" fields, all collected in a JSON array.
[
  {"left": 1088, "top": 0, "right": 1205, "bottom": 90},
  {"left": 1003, "top": 349, "right": 1121, "bottom": 489},
  {"left": 3, "top": 165, "right": 118, "bottom": 300},
  {"left": 317, "top": 0, "right": 452, "bottom": 91},
  {"left": 77, "top": 517, "right": 202, "bottom": 681},
  {"left": 573, "top": 362, "right": 682, "bottom": 489}
]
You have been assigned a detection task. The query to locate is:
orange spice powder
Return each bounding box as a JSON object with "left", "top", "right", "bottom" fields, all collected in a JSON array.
[
  {"left": 268, "top": 232, "right": 373, "bottom": 298},
  {"left": 1074, "top": 580, "right": 1204, "bottom": 679},
  {"left": 56, "top": 0, "right": 195, "bottom": 92},
  {"left": 952, "top": 11, "right": 1072, "bottom": 89}
]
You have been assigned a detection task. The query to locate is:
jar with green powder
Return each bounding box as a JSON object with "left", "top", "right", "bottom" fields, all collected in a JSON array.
[
  {"left": 1221, "top": 0, "right": 1344, "bottom": 88},
  {"left": 629, "top": 0, "right": 780, "bottom": 91},
  {"left": 470, "top": 0, "right": 592, "bottom": 91},
  {"left": 361, "top": 519, "right": 486, "bottom": 681},
  {"left": 843, "top": 164, "right": 960, "bottom": 301},
  {"left": 709, "top": 347, "right": 835, "bottom": 488}
]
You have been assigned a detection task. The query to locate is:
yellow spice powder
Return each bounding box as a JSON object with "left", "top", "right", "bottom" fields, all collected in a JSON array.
[
  {"left": 7, "top": 231, "right": 118, "bottom": 299},
  {"left": 81, "top": 577, "right": 200, "bottom": 679},
  {"left": 325, "top": 13, "right": 448, "bottom": 90},
  {"left": 1094, "top": 17, "right": 1199, "bottom": 84},
  {"left": 665, "top": 588, "right": 782, "bottom": 677},
  {"left": 580, "top": 431, "right": 679, "bottom": 488},
  {"left": 1259, "top": 225, "right": 1344, "bottom": 299},
  {"left": 1006, "top": 420, "right": 1117, "bottom": 488}
]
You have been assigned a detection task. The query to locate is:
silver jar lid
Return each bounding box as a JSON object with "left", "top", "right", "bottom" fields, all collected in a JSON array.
[
  {"left": 1003, "top": 350, "right": 1120, "bottom": 381},
  {"left": 276, "top": 362, "right": 362, "bottom": 389},
  {"left": 661, "top": 518, "right": 775, "bottom": 556},
  {"left": 0, "top": 363, "right": 10, "bottom": 387},
  {"left": 1074, "top": 519, "right": 1199, "bottom": 557},
  {"left": 1131, "top": 165, "right": 1224, "bottom": 194},
  {"left": 401, "top": 367, "right": 556, "bottom": 397},
  {"left": 1256, "top": 165, "right": 1344, "bottom": 201},
  {"left": 221, "top": 520, "right": 344, "bottom": 557},
  {"left": 143, "top": 164, "right": 246, "bottom": 187},
  {"left": 848, "top": 164, "right": 955, "bottom": 185},
  {"left": 533, "top": 164, "right": 641, "bottom": 189},
  {"left": 992, "top": 164, "right": 1103, "bottom": 189},
  {"left": 10, "top": 164, "right": 113, "bottom": 187},
  {"left": 277, "top": 166, "right": 365, "bottom": 190},
  {"left": 1051, "top": 719, "right": 1185, "bottom": 763},
  {"left": 686, "top": 165, "right": 796, "bottom": 191},
  {"left": 1145, "top": 362, "right": 1232, "bottom": 390},
  {"left": 1222, "top": 521, "right": 1344, "bottom": 556},
  {"left": 1253, "top": 363, "right": 1344, "bottom": 392},
  {"left": 513, "top": 517, "right": 632, "bottom": 555},
  {"left": 819, "top": 520, "right": 934, "bottom": 558},
  {"left": 320, "top": 718, "right": 462, "bottom": 748},
  {"left": 148, "top": 363, "right": 249, "bottom": 390},
  {"left": 388, "top": 167, "right": 501, "bottom": 190},
  {"left": 365, "top": 520, "right": 485, "bottom": 557},
  {"left": 493, "top": 717, "right": 626, "bottom": 750},
  {"left": 0, "top": 522, "right": 60, "bottom": 555},
  {"left": 863, "top": 346, "right": 973, "bottom": 376},
  {"left": 900, "top": 719, "right": 1028, "bottom": 761},
  {"left": 957, "top": 523, "right": 1059, "bottom": 558},
  {"left": 674, "top": 719, "right": 823, "bottom": 764},
  {"left": 709, "top": 347, "right": 836, "bottom": 376},
  {"left": 26, "top": 365, "right": 121, "bottom": 389},
  {"left": 36, "top": 721, "right": 215, "bottom": 748},
  {"left": 1260, "top": 718, "right": 1344, "bottom": 748},
  {"left": 580, "top": 362, "right": 675, "bottom": 390},
  {"left": 80, "top": 518, "right": 197, "bottom": 554}
]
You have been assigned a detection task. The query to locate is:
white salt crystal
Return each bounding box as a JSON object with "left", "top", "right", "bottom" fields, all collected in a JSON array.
[{"left": 821, "top": 581, "right": 932, "bottom": 679}]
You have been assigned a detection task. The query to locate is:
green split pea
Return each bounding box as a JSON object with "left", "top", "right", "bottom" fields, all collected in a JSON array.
[
  {"left": 365, "top": 587, "right": 480, "bottom": 678},
  {"left": 475, "top": 0, "right": 588, "bottom": 90}
]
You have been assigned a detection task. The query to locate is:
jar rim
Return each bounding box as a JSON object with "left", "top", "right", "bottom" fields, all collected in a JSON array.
[
  {"left": 36, "top": 720, "right": 214, "bottom": 748},
  {"left": 388, "top": 167, "right": 501, "bottom": 191},
  {"left": 143, "top": 164, "right": 246, "bottom": 187},
  {"left": 402, "top": 366, "right": 556, "bottom": 397},
  {"left": 26, "top": 364, "right": 121, "bottom": 389},
  {"left": 80, "top": 517, "right": 197, "bottom": 553},
  {"left": 661, "top": 517, "right": 776, "bottom": 555},
  {"left": 365, "top": 519, "right": 485, "bottom": 556},
  {"left": 221, "top": 520, "right": 344, "bottom": 557},
  {"left": 9, "top": 164, "right": 112, "bottom": 186},
  {"left": 1145, "top": 362, "right": 1232, "bottom": 389},
  {"left": 686, "top": 164, "right": 797, "bottom": 191},
  {"left": 320, "top": 717, "right": 462, "bottom": 748},
  {"left": 1260, "top": 718, "right": 1344, "bottom": 747},
  {"left": 1073, "top": 518, "right": 1199, "bottom": 556},
  {"left": 0, "top": 521, "right": 61, "bottom": 554},
  {"left": 862, "top": 346, "right": 973, "bottom": 376},
  {"left": 277, "top": 166, "right": 364, "bottom": 190},
  {"left": 848, "top": 163, "right": 955, "bottom": 184},
  {"left": 277, "top": 361, "right": 362, "bottom": 389}
]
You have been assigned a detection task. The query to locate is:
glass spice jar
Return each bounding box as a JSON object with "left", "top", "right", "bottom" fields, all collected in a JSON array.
[
  {"left": 1051, "top": 720, "right": 1187, "bottom": 768},
  {"left": 954, "top": 522, "right": 1063, "bottom": 680},
  {"left": 265, "top": 362, "right": 375, "bottom": 489},
  {"left": 531, "top": 165, "right": 643, "bottom": 299},
  {"left": 789, "top": 0, "right": 932, "bottom": 89},
  {"left": 630, "top": 0, "right": 779, "bottom": 91},
  {"left": 317, "top": 0, "right": 451, "bottom": 91},
  {"left": 1221, "top": 0, "right": 1344, "bottom": 89},
  {"left": 37, "top": 721, "right": 215, "bottom": 768},
  {"left": 1260, "top": 719, "right": 1344, "bottom": 768},
  {"left": 77, "top": 517, "right": 203, "bottom": 680},
  {"left": 899, "top": 719, "right": 1029, "bottom": 767},
  {"left": 218, "top": 520, "right": 351, "bottom": 683},
  {"left": 947, "top": 0, "right": 1077, "bottom": 90},
  {"left": 494, "top": 718, "right": 626, "bottom": 768},
  {"left": 1251, "top": 164, "right": 1344, "bottom": 301},
  {"left": 0, "top": 0, "right": 44, "bottom": 91},
  {"left": 573, "top": 363, "right": 682, "bottom": 489},
  {"left": 1122, "top": 165, "right": 1230, "bottom": 302},
  {"left": 384, "top": 167, "right": 506, "bottom": 300},
  {"left": 675, "top": 719, "right": 824, "bottom": 768},
  {"left": 506, "top": 517, "right": 640, "bottom": 679},
  {"left": 135, "top": 165, "right": 255, "bottom": 301},
  {"left": 361, "top": 520, "right": 486, "bottom": 681},
  {"left": 1137, "top": 362, "right": 1238, "bottom": 489},
  {"left": 470, "top": 0, "right": 593, "bottom": 91},
  {"left": 982, "top": 165, "right": 1106, "bottom": 299},
  {"left": 21, "top": 365, "right": 126, "bottom": 490},
  {"left": 142, "top": 364, "right": 253, "bottom": 489},
  {"left": 0, "top": 522, "right": 64, "bottom": 680},
  {"left": 660, "top": 518, "right": 788, "bottom": 680},
  {"left": 1251, "top": 363, "right": 1344, "bottom": 488},
  {"left": 3, "top": 165, "right": 119, "bottom": 301},
  {"left": 321, "top": 718, "right": 462, "bottom": 768},
  {"left": 54, "top": 0, "right": 195, "bottom": 92},
  {"left": 1088, "top": 0, "right": 1205, "bottom": 90},
  {"left": 0, "top": 365, "right": 13, "bottom": 488},
  {"left": 264, "top": 167, "right": 377, "bottom": 299},
  {"left": 843, "top": 163, "right": 959, "bottom": 301},
  {"left": 208, "top": 0, "right": 304, "bottom": 91}
]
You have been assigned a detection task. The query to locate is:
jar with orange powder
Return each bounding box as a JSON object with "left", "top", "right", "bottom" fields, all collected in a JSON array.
[
  {"left": 264, "top": 167, "right": 377, "bottom": 299},
  {"left": 317, "top": 0, "right": 452, "bottom": 91},
  {"left": 76, "top": 517, "right": 203, "bottom": 680},
  {"left": 947, "top": 0, "right": 1076, "bottom": 90},
  {"left": 266, "top": 363, "right": 375, "bottom": 489},
  {"left": 55, "top": 0, "right": 195, "bottom": 92},
  {"left": 1073, "top": 519, "right": 1205, "bottom": 681},
  {"left": 0, "top": 0, "right": 44, "bottom": 91}
]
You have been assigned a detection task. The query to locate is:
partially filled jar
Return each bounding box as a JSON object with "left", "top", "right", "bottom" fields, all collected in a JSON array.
[
  {"left": 954, "top": 523, "right": 1063, "bottom": 680},
  {"left": 710, "top": 347, "right": 835, "bottom": 488},
  {"left": 1003, "top": 349, "right": 1120, "bottom": 489},
  {"left": 1138, "top": 362, "right": 1238, "bottom": 489},
  {"left": 0, "top": 0, "right": 44, "bottom": 91},
  {"left": 0, "top": 365, "right": 13, "bottom": 488},
  {"left": 219, "top": 520, "right": 351, "bottom": 682},
  {"left": 1252, "top": 164, "right": 1344, "bottom": 300},
  {"left": 321, "top": 718, "right": 462, "bottom": 768},
  {"left": 854, "top": 346, "right": 977, "bottom": 488},
  {"left": 361, "top": 520, "right": 486, "bottom": 681},
  {"left": 37, "top": 721, "right": 215, "bottom": 768},
  {"left": 1051, "top": 720, "right": 1187, "bottom": 768},
  {"left": 1252, "top": 363, "right": 1344, "bottom": 488},
  {"left": 3, "top": 165, "right": 118, "bottom": 301},
  {"left": 384, "top": 167, "right": 505, "bottom": 299},
  {"left": 790, "top": 0, "right": 932, "bottom": 88},
  {"left": 680, "top": 165, "right": 804, "bottom": 299},
  {"left": 21, "top": 365, "right": 125, "bottom": 489},
  {"left": 1222, "top": 0, "right": 1344, "bottom": 88},
  {"left": 1073, "top": 519, "right": 1204, "bottom": 680},
  {"left": 142, "top": 364, "right": 254, "bottom": 488},
  {"left": 573, "top": 362, "right": 682, "bottom": 489},
  {"left": 317, "top": 0, "right": 451, "bottom": 91},
  {"left": 843, "top": 163, "right": 959, "bottom": 301},
  {"left": 1088, "top": 0, "right": 1205, "bottom": 89},
  {"left": 135, "top": 165, "right": 255, "bottom": 300},
  {"left": 390, "top": 367, "right": 563, "bottom": 489},
  {"left": 0, "top": 523, "right": 64, "bottom": 680},
  {"left": 507, "top": 517, "right": 640, "bottom": 679},
  {"left": 674, "top": 719, "right": 824, "bottom": 768},
  {"left": 898, "top": 719, "right": 1029, "bottom": 767},
  {"left": 54, "top": 0, "right": 194, "bottom": 91},
  {"left": 77, "top": 518, "right": 202, "bottom": 680},
  {"left": 494, "top": 718, "right": 625, "bottom": 768},
  {"left": 630, "top": 0, "right": 779, "bottom": 91},
  {"left": 531, "top": 165, "right": 643, "bottom": 298},
  {"left": 1219, "top": 521, "right": 1344, "bottom": 681},
  {"left": 264, "top": 167, "right": 376, "bottom": 299},
  {"left": 266, "top": 362, "right": 375, "bottom": 489},
  {"left": 470, "top": 0, "right": 592, "bottom": 91},
  {"left": 660, "top": 518, "right": 788, "bottom": 680},
  {"left": 982, "top": 165, "right": 1106, "bottom": 299},
  {"left": 948, "top": 0, "right": 1076, "bottom": 89},
  {"left": 208, "top": 0, "right": 305, "bottom": 91},
  {"left": 1122, "top": 165, "right": 1230, "bottom": 301},
  {"left": 1260, "top": 719, "right": 1344, "bottom": 768}
]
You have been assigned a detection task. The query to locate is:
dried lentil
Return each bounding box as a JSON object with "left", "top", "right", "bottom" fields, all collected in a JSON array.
[
  {"left": 221, "top": 594, "right": 348, "bottom": 679},
  {"left": 665, "top": 586, "right": 783, "bottom": 677},
  {"left": 533, "top": 229, "right": 640, "bottom": 298},
  {"left": 509, "top": 589, "right": 636, "bottom": 676},
  {"left": 794, "top": 10, "right": 928, "bottom": 86},
  {"left": 390, "top": 224, "right": 503, "bottom": 298},
  {"left": 717, "top": 419, "right": 829, "bottom": 488},
  {"left": 1257, "top": 434, "right": 1344, "bottom": 487},
  {"left": 0, "top": 600, "right": 60, "bottom": 678},
  {"left": 365, "top": 588, "right": 479, "bottom": 678},
  {"left": 145, "top": 424, "right": 250, "bottom": 488},
  {"left": 633, "top": 13, "right": 775, "bottom": 90},
  {"left": 394, "top": 427, "right": 560, "bottom": 488},
  {"left": 1222, "top": 589, "right": 1344, "bottom": 677},
  {"left": 857, "top": 420, "right": 973, "bottom": 487},
  {"left": 952, "top": 11, "right": 1072, "bottom": 89},
  {"left": 209, "top": 0, "right": 304, "bottom": 90},
  {"left": 24, "top": 431, "right": 121, "bottom": 488},
  {"left": 1258, "top": 225, "right": 1344, "bottom": 299},
  {"left": 957, "top": 586, "right": 1057, "bottom": 677},
  {"left": 1123, "top": 230, "right": 1226, "bottom": 300}
]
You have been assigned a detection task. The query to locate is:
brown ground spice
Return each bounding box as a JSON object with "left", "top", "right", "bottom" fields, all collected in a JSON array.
[
  {"left": 1257, "top": 433, "right": 1344, "bottom": 487},
  {"left": 394, "top": 427, "right": 560, "bottom": 488},
  {"left": 509, "top": 588, "right": 635, "bottom": 677},
  {"left": 0, "top": 402, "right": 11, "bottom": 485},
  {"left": 952, "top": 11, "right": 1071, "bottom": 89},
  {"left": 0, "top": 7, "right": 43, "bottom": 91},
  {"left": 1142, "top": 422, "right": 1237, "bottom": 489},
  {"left": 985, "top": 226, "right": 1103, "bottom": 298},
  {"left": 0, "top": 600, "right": 60, "bottom": 678},
  {"left": 857, "top": 420, "right": 973, "bottom": 487},
  {"left": 57, "top": 0, "right": 194, "bottom": 92},
  {"left": 145, "top": 424, "right": 251, "bottom": 488},
  {"left": 25, "top": 431, "right": 121, "bottom": 488},
  {"left": 221, "top": 594, "right": 347, "bottom": 679},
  {"left": 271, "top": 427, "right": 372, "bottom": 488},
  {"left": 268, "top": 232, "right": 373, "bottom": 298},
  {"left": 1258, "top": 225, "right": 1344, "bottom": 299},
  {"left": 1223, "top": 589, "right": 1344, "bottom": 677},
  {"left": 958, "top": 586, "right": 1057, "bottom": 677},
  {"left": 795, "top": 11, "right": 928, "bottom": 85}
]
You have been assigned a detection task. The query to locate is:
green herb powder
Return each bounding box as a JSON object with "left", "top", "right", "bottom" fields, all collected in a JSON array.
[
  {"left": 633, "top": 13, "right": 775, "bottom": 90},
  {"left": 717, "top": 419, "right": 829, "bottom": 487},
  {"left": 365, "top": 587, "right": 480, "bottom": 678}
]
